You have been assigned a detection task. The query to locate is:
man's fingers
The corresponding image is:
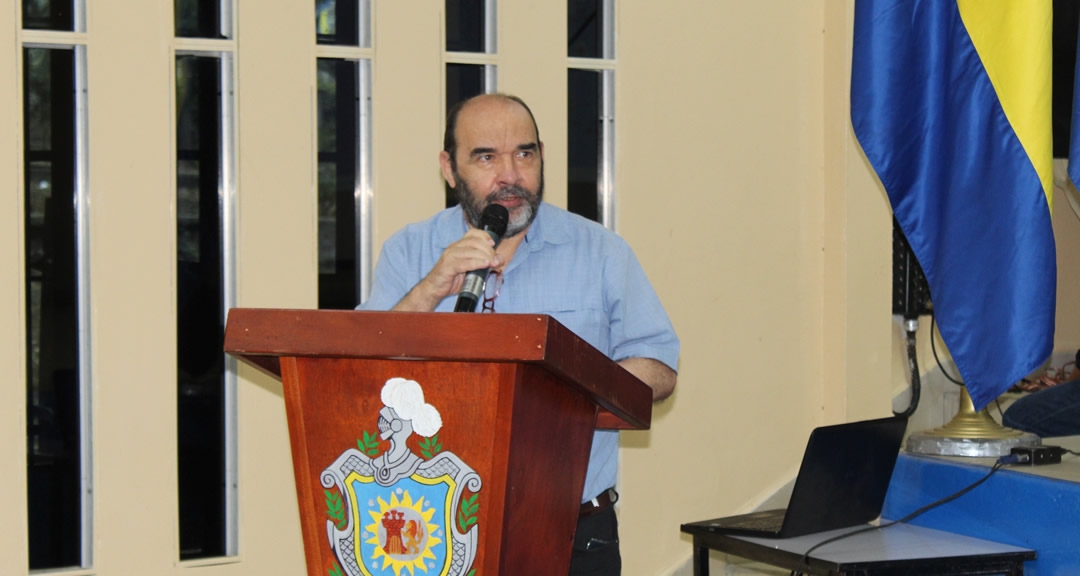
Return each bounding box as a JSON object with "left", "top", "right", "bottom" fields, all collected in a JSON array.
[
  {"left": 416, "top": 229, "right": 500, "bottom": 305},
  {"left": 445, "top": 234, "right": 498, "bottom": 270}
]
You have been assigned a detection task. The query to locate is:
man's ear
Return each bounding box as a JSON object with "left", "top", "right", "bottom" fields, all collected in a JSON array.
[{"left": 439, "top": 150, "right": 456, "bottom": 188}]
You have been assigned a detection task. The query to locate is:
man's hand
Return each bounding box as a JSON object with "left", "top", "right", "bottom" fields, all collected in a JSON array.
[
  {"left": 618, "top": 357, "right": 677, "bottom": 401},
  {"left": 393, "top": 229, "right": 502, "bottom": 312}
]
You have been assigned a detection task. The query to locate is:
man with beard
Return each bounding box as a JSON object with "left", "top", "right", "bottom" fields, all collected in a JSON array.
[{"left": 361, "top": 93, "right": 679, "bottom": 575}]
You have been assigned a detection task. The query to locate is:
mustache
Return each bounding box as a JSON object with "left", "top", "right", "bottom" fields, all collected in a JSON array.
[{"left": 485, "top": 186, "right": 532, "bottom": 204}]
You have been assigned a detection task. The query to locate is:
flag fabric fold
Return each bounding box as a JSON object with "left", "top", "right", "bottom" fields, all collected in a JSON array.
[{"left": 851, "top": 0, "right": 1056, "bottom": 411}]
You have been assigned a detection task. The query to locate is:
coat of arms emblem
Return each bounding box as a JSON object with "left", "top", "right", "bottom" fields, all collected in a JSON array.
[{"left": 321, "top": 378, "right": 481, "bottom": 576}]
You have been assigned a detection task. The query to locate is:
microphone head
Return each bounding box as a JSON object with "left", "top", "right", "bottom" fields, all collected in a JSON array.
[{"left": 479, "top": 203, "right": 510, "bottom": 238}]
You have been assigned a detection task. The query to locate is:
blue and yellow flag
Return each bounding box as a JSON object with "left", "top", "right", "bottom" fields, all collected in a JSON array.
[{"left": 851, "top": 0, "right": 1056, "bottom": 410}]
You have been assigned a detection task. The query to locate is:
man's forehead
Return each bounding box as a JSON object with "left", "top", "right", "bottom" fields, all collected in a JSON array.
[{"left": 456, "top": 97, "right": 539, "bottom": 148}]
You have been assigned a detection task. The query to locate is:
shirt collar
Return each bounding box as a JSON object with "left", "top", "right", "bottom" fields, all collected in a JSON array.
[
  {"left": 435, "top": 202, "right": 572, "bottom": 251},
  {"left": 523, "top": 202, "right": 571, "bottom": 250},
  {"left": 434, "top": 205, "right": 470, "bottom": 250}
]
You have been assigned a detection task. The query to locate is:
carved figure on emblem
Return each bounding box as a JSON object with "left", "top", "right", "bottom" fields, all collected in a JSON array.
[{"left": 322, "top": 378, "right": 481, "bottom": 576}]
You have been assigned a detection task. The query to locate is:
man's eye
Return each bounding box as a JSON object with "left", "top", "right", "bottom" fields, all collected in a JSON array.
[
  {"left": 516, "top": 150, "right": 532, "bottom": 159},
  {"left": 479, "top": 154, "right": 495, "bottom": 162}
]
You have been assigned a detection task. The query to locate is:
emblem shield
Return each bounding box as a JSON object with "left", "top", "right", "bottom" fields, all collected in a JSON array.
[
  {"left": 349, "top": 473, "right": 451, "bottom": 574},
  {"left": 322, "top": 378, "right": 480, "bottom": 576}
]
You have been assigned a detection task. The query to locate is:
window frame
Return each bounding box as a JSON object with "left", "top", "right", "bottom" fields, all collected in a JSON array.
[
  {"left": 19, "top": 3, "right": 93, "bottom": 568},
  {"left": 567, "top": 0, "right": 616, "bottom": 229},
  {"left": 315, "top": 0, "right": 374, "bottom": 306},
  {"left": 443, "top": 0, "right": 499, "bottom": 108},
  {"left": 442, "top": 0, "right": 498, "bottom": 209},
  {"left": 171, "top": 0, "right": 239, "bottom": 559}
]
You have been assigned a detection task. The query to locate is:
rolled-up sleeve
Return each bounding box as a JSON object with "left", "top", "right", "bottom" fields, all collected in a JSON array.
[{"left": 604, "top": 236, "right": 680, "bottom": 372}]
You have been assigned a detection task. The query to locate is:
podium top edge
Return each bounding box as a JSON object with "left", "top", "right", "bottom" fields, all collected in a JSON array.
[
  {"left": 223, "top": 308, "right": 652, "bottom": 430},
  {"left": 224, "top": 308, "right": 562, "bottom": 362}
]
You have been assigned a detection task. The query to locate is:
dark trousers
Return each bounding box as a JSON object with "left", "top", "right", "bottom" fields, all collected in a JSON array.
[
  {"left": 1003, "top": 379, "right": 1080, "bottom": 437},
  {"left": 568, "top": 505, "right": 621, "bottom": 575}
]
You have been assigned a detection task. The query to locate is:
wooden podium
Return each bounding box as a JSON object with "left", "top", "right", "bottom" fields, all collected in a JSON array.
[{"left": 224, "top": 309, "right": 652, "bottom": 576}]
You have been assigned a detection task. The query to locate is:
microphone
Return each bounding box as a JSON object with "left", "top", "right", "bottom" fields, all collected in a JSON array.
[{"left": 454, "top": 204, "right": 509, "bottom": 312}]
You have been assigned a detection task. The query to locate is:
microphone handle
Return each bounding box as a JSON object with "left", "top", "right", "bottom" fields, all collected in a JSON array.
[
  {"left": 454, "top": 268, "right": 490, "bottom": 312},
  {"left": 453, "top": 225, "right": 502, "bottom": 313}
]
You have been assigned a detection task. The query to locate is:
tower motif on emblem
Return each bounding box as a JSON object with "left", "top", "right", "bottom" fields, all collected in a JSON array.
[{"left": 322, "top": 378, "right": 481, "bottom": 576}]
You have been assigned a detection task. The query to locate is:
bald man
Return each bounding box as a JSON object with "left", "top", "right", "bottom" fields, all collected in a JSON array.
[{"left": 362, "top": 93, "right": 679, "bottom": 574}]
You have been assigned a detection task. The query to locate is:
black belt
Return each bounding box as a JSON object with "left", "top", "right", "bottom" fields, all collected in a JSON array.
[{"left": 579, "top": 488, "right": 618, "bottom": 517}]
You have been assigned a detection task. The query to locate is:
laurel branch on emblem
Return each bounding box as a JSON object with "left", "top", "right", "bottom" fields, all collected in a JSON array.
[{"left": 324, "top": 489, "right": 347, "bottom": 530}]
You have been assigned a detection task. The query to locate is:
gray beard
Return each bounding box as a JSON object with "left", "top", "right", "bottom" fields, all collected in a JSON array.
[{"left": 455, "top": 172, "right": 543, "bottom": 238}]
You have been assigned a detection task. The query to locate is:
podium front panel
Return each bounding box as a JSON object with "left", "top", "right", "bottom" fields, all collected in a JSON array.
[{"left": 281, "top": 356, "right": 596, "bottom": 576}]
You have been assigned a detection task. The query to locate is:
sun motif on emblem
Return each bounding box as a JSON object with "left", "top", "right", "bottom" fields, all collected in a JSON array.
[{"left": 364, "top": 490, "right": 442, "bottom": 575}]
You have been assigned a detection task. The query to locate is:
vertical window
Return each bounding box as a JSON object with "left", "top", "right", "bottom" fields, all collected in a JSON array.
[
  {"left": 174, "top": 0, "right": 237, "bottom": 560},
  {"left": 22, "top": 0, "right": 91, "bottom": 570},
  {"left": 316, "top": 0, "right": 373, "bottom": 308},
  {"left": 568, "top": 0, "right": 615, "bottom": 227},
  {"left": 444, "top": 0, "right": 497, "bottom": 207}
]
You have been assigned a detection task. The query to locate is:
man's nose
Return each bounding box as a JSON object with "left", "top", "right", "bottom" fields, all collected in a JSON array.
[{"left": 494, "top": 154, "right": 520, "bottom": 186}]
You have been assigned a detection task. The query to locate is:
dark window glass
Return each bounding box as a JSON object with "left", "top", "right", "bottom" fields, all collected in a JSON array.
[
  {"left": 24, "top": 46, "right": 80, "bottom": 571},
  {"left": 446, "top": 0, "right": 485, "bottom": 52},
  {"left": 568, "top": 68, "right": 601, "bottom": 222},
  {"left": 446, "top": 63, "right": 484, "bottom": 113},
  {"left": 316, "top": 0, "right": 359, "bottom": 46},
  {"left": 1053, "top": 0, "right": 1079, "bottom": 157},
  {"left": 445, "top": 64, "right": 485, "bottom": 208},
  {"left": 175, "top": 55, "right": 226, "bottom": 561},
  {"left": 317, "top": 59, "right": 360, "bottom": 309},
  {"left": 22, "top": 0, "right": 73, "bottom": 31},
  {"left": 568, "top": 0, "right": 603, "bottom": 58},
  {"left": 175, "top": 0, "right": 223, "bottom": 39}
]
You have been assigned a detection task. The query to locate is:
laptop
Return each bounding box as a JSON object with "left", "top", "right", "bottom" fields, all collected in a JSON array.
[{"left": 681, "top": 416, "right": 907, "bottom": 539}]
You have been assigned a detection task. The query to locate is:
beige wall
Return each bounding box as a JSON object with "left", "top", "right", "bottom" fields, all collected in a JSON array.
[
  {"left": 1, "top": 1, "right": 28, "bottom": 574},
  {"left": 618, "top": 1, "right": 825, "bottom": 570},
  {"left": 2, "top": 1, "right": 1075, "bottom": 575},
  {"left": 616, "top": 3, "right": 895, "bottom": 572},
  {"left": 90, "top": 0, "right": 178, "bottom": 571},
  {"left": 372, "top": 0, "right": 444, "bottom": 247}
]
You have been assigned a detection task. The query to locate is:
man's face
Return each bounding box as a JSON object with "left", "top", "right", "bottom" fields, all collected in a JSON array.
[{"left": 441, "top": 97, "right": 544, "bottom": 238}]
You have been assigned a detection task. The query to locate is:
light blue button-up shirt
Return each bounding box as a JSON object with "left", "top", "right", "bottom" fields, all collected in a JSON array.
[{"left": 361, "top": 202, "right": 680, "bottom": 502}]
